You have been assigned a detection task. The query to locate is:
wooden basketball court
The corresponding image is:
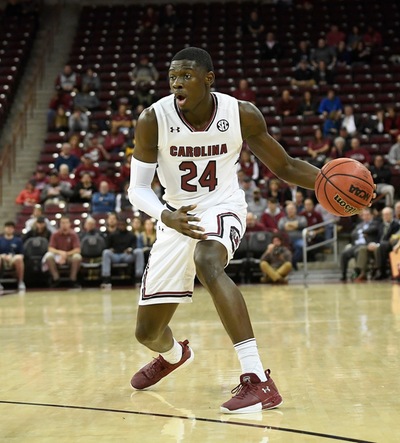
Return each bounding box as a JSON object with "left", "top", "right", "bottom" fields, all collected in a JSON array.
[{"left": 1, "top": 282, "right": 399, "bottom": 442}]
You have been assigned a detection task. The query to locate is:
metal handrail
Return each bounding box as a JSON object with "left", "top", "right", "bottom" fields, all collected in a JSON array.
[{"left": 302, "top": 220, "right": 338, "bottom": 280}]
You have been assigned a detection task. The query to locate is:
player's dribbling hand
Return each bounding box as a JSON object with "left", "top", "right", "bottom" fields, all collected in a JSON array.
[{"left": 161, "top": 204, "right": 208, "bottom": 240}]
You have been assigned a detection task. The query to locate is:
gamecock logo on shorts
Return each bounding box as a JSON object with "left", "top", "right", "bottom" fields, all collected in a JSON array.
[{"left": 230, "top": 226, "right": 240, "bottom": 253}]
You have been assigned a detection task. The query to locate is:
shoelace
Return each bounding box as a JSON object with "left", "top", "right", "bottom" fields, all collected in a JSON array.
[
  {"left": 230, "top": 379, "right": 257, "bottom": 398},
  {"left": 144, "top": 356, "right": 166, "bottom": 378}
]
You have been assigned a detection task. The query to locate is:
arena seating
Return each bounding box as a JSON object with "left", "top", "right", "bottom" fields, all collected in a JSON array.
[
  {"left": 14, "top": 0, "right": 400, "bottom": 234},
  {"left": 0, "top": 8, "right": 39, "bottom": 130}
]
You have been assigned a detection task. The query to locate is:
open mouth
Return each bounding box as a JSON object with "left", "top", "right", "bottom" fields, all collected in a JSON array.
[{"left": 175, "top": 94, "right": 187, "bottom": 106}]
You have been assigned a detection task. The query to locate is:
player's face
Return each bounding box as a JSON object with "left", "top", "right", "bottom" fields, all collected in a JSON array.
[{"left": 168, "top": 60, "right": 214, "bottom": 112}]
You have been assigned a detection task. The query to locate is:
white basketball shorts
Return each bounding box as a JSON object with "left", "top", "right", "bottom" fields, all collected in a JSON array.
[{"left": 138, "top": 197, "right": 247, "bottom": 306}]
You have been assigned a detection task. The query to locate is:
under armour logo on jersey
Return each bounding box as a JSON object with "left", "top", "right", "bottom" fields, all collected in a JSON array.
[
  {"left": 217, "top": 119, "right": 229, "bottom": 132},
  {"left": 170, "top": 127, "right": 180, "bottom": 132}
]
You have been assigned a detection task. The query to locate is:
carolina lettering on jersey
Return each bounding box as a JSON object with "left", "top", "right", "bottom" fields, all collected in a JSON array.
[{"left": 170, "top": 143, "right": 228, "bottom": 157}]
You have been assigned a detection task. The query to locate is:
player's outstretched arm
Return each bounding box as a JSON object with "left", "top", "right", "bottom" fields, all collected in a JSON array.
[{"left": 239, "top": 101, "right": 320, "bottom": 190}]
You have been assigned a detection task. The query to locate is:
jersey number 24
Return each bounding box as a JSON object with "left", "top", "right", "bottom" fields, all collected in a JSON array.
[{"left": 179, "top": 160, "right": 218, "bottom": 192}]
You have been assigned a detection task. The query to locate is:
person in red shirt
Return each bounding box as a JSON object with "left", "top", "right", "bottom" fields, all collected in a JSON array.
[
  {"left": 299, "top": 198, "right": 325, "bottom": 257},
  {"left": 232, "top": 79, "right": 256, "bottom": 105},
  {"left": 276, "top": 89, "right": 297, "bottom": 117},
  {"left": 344, "top": 137, "right": 372, "bottom": 167},
  {"left": 326, "top": 24, "right": 346, "bottom": 48},
  {"left": 15, "top": 180, "right": 40, "bottom": 206},
  {"left": 307, "top": 127, "right": 331, "bottom": 168},
  {"left": 245, "top": 212, "right": 267, "bottom": 233},
  {"left": 74, "top": 154, "right": 100, "bottom": 184},
  {"left": 42, "top": 216, "right": 82, "bottom": 288},
  {"left": 384, "top": 106, "right": 400, "bottom": 140},
  {"left": 260, "top": 198, "right": 284, "bottom": 233},
  {"left": 103, "top": 125, "right": 127, "bottom": 153}
]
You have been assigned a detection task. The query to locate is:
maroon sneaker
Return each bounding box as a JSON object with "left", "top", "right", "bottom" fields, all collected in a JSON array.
[
  {"left": 131, "top": 340, "right": 194, "bottom": 390},
  {"left": 220, "top": 369, "right": 283, "bottom": 414}
]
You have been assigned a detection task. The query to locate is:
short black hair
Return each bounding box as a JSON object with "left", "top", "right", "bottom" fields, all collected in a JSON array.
[
  {"left": 4, "top": 221, "right": 15, "bottom": 227},
  {"left": 171, "top": 47, "right": 214, "bottom": 72}
]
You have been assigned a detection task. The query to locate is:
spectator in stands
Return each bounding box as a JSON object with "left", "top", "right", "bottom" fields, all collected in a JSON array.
[
  {"left": 369, "top": 155, "right": 394, "bottom": 207},
  {"left": 111, "top": 103, "right": 133, "bottom": 134},
  {"left": 159, "top": 3, "right": 179, "bottom": 30},
  {"left": 239, "top": 148, "right": 259, "bottom": 181},
  {"left": 68, "top": 107, "right": 89, "bottom": 134},
  {"left": 131, "top": 82, "right": 158, "bottom": 110},
  {"left": 73, "top": 83, "right": 100, "bottom": 112},
  {"left": 260, "top": 197, "right": 284, "bottom": 233},
  {"left": 278, "top": 202, "right": 308, "bottom": 270},
  {"left": 323, "top": 110, "right": 341, "bottom": 138},
  {"left": 15, "top": 180, "right": 40, "bottom": 206},
  {"left": 25, "top": 204, "right": 54, "bottom": 233},
  {"left": 245, "top": 212, "right": 266, "bottom": 233},
  {"left": 31, "top": 166, "right": 48, "bottom": 191},
  {"left": 344, "top": 137, "right": 372, "bottom": 167},
  {"left": 340, "top": 208, "right": 377, "bottom": 281},
  {"left": 232, "top": 79, "right": 256, "bottom": 104},
  {"left": 295, "top": 190, "right": 305, "bottom": 213},
  {"left": 54, "top": 142, "right": 80, "bottom": 172},
  {"left": 81, "top": 67, "right": 101, "bottom": 92},
  {"left": 0, "top": 221, "right": 25, "bottom": 292},
  {"left": 130, "top": 55, "right": 159, "bottom": 89},
  {"left": 102, "top": 212, "right": 118, "bottom": 239},
  {"left": 291, "top": 59, "right": 315, "bottom": 88},
  {"left": 351, "top": 41, "right": 372, "bottom": 66},
  {"left": 300, "top": 198, "right": 324, "bottom": 246},
  {"left": 247, "top": 188, "right": 267, "bottom": 220},
  {"left": 84, "top": 133, "right": 110, "bottom": 163},
  {"left": 330, "top": 136, "right": 347, "bottom": 159},
  {"left": 42, "top": 215, "right": 82, "bottom": 288},
  {"left": 259, "top": 233, "right": 292, "bottom": 284},
  {"left": 363, "top": 25, "right": 383, "bottom": 49},
  {"left": 104, "top": 124, "right": 127, "bottom": 153},
  {"left": 95, "top": 165, "right": 121, "bottom": 193},
  {"left": 262, "top": 32, "right": 283, "bottom": 60},
  {"left": 100, "top": 217, "right": 145, "bottom": 289},
  {"left": 364, "top": 108, "right": 385, "bottom": 136},
  {"left": 71, "top": 172, "right": 97, "bottom": 204},
  {"left": 244, "top": 10, "right": 264, "bottom": 38},
  {"left": 79, "top": 217, "right": 99, "bottom": 240},
  {"left": 69, "top": 133, "right": 84, "bottom": 158},
  {"left": 292, "top": 40, "right": 311, "bottom": 66},
  {"left": 138, "top": 6, "right": 159, "bottom": 33},
  {"left": 57, "top": 164, "right": 74, "bottom": 190},
  {"left": 48, "top": 105, "right": 69, "bottom": 132},
  {"left": 40, "top": 170, "right": 72, "bottom": 206},
  {"left": 239, "top": 175, "right": 257, "bottom": 203},
  {"left": 336, "top": 40, "right": 352, "bottom": 66},
  {"left": 313, "top": 60, "right": 335, "bottom": 86},
  {"left": 297, "top": 90, "right": 318, "bottom": 116},
  {"left": 307, "top": 127, "right": 331, "bottom": 168},
  {"left": 326, "top": 24, "right": 346, "bottom": 48},
  {"left": 264, "top": 178, "right": 285, "bottom": 206},
  {"left": 23, "top": 216, "right": 52, "bottom": 243},
  {"left": 310, "top": 38, "right": 337, "bottom": 70},
  {"left": 119, "top": 153, "right": 132, "bottom": 183},
  {"left": 347, "top": 25, "right": 363, "bottom": 51},
  {"left": 354, "top": 207, "right": 397, "bottom": 282},
  {"left": 115, "top": 181, "right": 133, "bottom": 214},
  {"left": 74, "top": 154, "right": 100, "bottom": 183},
  {"left": 384, "top": 106, "right": 400, "bottom": 139},
  {"left": 92, "top": 181, "right": 116, "bottom": 214},
  {"left": 276, "top": 89, "right": 297, "bottom": 117},
  {"left": 388, "top": 134, "right": 400, "bottom": 166},
  {"left": 318, "top": 89, "right": 343, "bottom": 118},
  {"left": 282, "top": 182, "right": 308, "bottom": 206},
  {"left": 139, "top": 218, "right": 156, "bottom": 265},
  {"left": 131, "top": 216, "right": 144, "bottom": 241},
  {"left": 341, "top": 105, "right": 362, "bottom": 137},
  {"left": 55, "top": 64, "right": 80, "bottom": 97}
]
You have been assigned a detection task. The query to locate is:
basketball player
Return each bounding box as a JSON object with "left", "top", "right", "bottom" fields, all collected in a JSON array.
[{"left": 128, "top": 47, "right": 319, "bottom": 413}]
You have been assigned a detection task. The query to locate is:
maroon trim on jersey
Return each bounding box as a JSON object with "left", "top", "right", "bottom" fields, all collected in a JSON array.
[
  {"left": 174, "top": 93, "right": 218, "bottom": 132},
  {"left": 205, "top": 212, "right": 243, "bottom": 238}
]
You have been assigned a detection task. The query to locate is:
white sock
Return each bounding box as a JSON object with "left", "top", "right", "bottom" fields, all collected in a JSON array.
[
  {"left": 234, "top": 338, "right": 267, "bottom": 382},
  {"left": 160, "top": 338, "right": 183, "bottom": 364}
]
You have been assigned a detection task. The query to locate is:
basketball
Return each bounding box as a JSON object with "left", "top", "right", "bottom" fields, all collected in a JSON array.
[{"left": 315, "top": 158, "right": 374, "bottom": 217}]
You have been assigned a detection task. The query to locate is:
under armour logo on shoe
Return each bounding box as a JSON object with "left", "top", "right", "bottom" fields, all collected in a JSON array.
[
  {"left": 170, "top": 127, "right": 180, "bottom": 132},
  {"left": 262, "top": 387, "right": 271, "bottom": 393}
]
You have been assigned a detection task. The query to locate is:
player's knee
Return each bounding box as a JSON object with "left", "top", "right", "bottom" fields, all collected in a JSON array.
[
  {"left": 194, "top": 243, "right": 225, "bottom": 285},
  {"left": 135, "top": 322, "right": 160, "bottom": 344}
]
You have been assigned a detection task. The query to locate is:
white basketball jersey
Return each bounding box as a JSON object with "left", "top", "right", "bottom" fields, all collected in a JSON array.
[{"left": 152, "top": 92, "right": 245, "bottom": 211}]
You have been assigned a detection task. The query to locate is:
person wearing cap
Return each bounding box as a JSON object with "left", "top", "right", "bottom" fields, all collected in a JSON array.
[
  {"left": 25, "top": 205, "right": 55, "bottom": 233},
  {"left": 259, "top": 233, "right": 292, "bottom": 284},
  {"left": 40, "top": 170, "right": 73, "bottom": 206},
  {"left": 0, "top": 221, "right": 26, "bottom": 292},
  {"left": 23, "top": 217, "right": 52, "bottom": 243}
]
